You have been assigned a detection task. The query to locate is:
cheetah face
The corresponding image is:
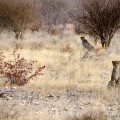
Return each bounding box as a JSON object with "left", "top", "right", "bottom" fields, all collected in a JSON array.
[{"left": 112, "top": 61, "right": 120, "bottom": 68}]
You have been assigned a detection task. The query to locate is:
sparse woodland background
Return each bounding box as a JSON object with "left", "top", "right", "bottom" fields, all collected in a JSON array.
[
  {"left": 0, "top": 0, "right": 120, "bottom": 120},
  {"left": 0, "top": 0, "right": 119, "bottom": 48}
]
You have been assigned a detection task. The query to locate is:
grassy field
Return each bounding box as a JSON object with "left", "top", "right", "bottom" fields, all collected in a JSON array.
[
  {"left": 0, "top": 30, "right": 120, "bottom": 91},
  {"left": 0, "top": 30, "right": 120, "bottom": 120}
]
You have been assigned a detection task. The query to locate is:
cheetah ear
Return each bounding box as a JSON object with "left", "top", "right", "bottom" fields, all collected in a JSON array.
[
  {"left": 116, "top": 61, "right": 120, "bottom": 65},
  {"left": 112, "top": 61, "right": 115, "bottom": 64},
  {"left": 112, "top": 61, "right": 116, "bottom": 65}
]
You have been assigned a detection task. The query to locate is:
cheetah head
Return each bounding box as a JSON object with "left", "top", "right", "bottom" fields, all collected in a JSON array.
[
  {"left": 80, "top": 36, "right": 85, "bottom": 41},
  {"left": 112, "top": 61, "right": 120, "bottom": 67}
]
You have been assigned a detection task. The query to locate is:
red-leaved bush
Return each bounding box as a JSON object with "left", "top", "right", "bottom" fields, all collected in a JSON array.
[{"left": 0, "top": 46, "right": 45, "bottom": 86}]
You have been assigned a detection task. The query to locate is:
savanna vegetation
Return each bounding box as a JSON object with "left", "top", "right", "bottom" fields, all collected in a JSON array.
[{"left": 0, "top": 0, "right": 120, "bottom": 120}]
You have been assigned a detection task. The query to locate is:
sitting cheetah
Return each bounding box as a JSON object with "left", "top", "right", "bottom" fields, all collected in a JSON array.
[
  {"left": 108, "top": 61, "right": 120, "bottom": 89},
  {"left": 80, "top": 36, "right": 96, "bottom": 59},
  {"left": 80, "top": 36, "right": 95, "bottom": 52}
]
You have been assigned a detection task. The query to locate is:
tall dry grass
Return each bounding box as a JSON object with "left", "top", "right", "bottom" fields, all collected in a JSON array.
[
  {"left": 0, "top": 30, "right": 119, "bottom": 120},
  {"left": 0, "top": 30, "right": 120, "bottom": 92}
]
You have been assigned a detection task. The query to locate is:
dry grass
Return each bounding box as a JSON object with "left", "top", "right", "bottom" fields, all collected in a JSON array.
[
  {"left": 0, "top": 102, "right": 52, "bottom": 120},
  {"left": 0, "top": 107, "right": 107, "bottom": 120},
  {"left": 65, "top": 110, "right": 108, "bottom": 120},
  {"left": 0, "top": 30, "right": 120, "bottom": 92},
  {"left": 0, "top": 31, "right": 120, "bottom": 119}
]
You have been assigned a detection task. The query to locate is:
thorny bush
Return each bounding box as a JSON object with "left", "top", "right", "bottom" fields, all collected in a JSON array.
[{"left": 0, "top": 45, "right": 45, "bottom": 86}]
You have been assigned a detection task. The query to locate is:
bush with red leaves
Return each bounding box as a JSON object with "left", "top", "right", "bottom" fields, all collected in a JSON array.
[{"left": 0, "top": 46, "right": 45, "bottom": 86}]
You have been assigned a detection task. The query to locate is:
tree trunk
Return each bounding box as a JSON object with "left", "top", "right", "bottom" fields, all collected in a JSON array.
[
  {"left": 101, "top": 39, "right": 111, "bottom": 49},
  {"left": 101, "top": 41, "right": 107, "bottom": 49},
  {"left": 15, "top": 31, "right": 20, "bottom": 40},
  {"left": 108, "top": 61, "right": 120, "bottom": 89},
  {"left": 15, "top": 31, "right": 24, "bottom": 40},
  {"left": 106, "top": 38, "right": 112, "bottom": 48}
]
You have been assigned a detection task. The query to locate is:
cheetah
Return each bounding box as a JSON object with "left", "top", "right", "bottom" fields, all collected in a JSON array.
[
  {"left": 108, "top": 61, "right": 120, "bottom": 89},
  {"left": 80, "top": 37, "right": 95, "bottom": 52},
  {"left": 80, "top": 36, "right": 96, "bottom": 59}
]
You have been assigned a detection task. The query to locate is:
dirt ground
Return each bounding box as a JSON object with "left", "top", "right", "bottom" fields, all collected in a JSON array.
[{"left": 0, "top": 87, "right": 120, "bottom": 120}]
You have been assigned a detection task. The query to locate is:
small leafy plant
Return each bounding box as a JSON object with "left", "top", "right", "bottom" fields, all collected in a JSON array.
[{"left": 0, "top": 45, "right": 45, "bottom": 86}]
